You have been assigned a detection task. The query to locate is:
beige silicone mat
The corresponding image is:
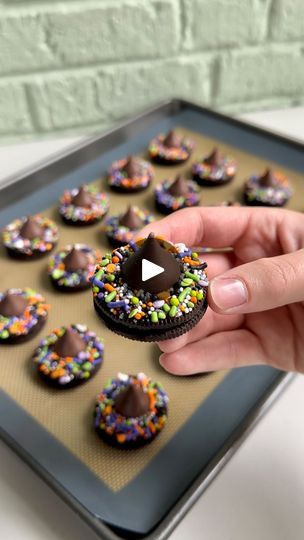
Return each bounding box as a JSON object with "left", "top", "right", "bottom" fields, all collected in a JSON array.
[{"left": 0, "top": 127, "right": 302, "bottom": 492}]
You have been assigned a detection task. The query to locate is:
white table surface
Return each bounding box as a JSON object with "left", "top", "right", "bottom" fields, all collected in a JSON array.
[{"left": 1, "top": 107, "right": 304, "bottom": 540}]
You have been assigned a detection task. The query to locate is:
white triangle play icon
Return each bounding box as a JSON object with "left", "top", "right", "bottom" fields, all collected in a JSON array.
[{"left": 142, "top": 258, "right": 164, "bottom": 282}]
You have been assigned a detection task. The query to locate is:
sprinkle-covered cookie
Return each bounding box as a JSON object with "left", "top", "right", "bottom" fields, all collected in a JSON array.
[
  {"left": 2, "top": 215, "right": 58, "bottom": 260},
  {"left": 155, "top": 175, "right": 200, "bottom": 215},
  {"left": 0, "top": 288, "right": 49, "bottom": 344},
  {"left": 244, "top": 168, "right": 293, "bottom": 207},
  {"left": 33, "top": 324, "right": 104, "bottom": 388},
  {"left": 105, "top": 206, "right": 154, "bottom": 248},
  {"left": 148, "top": 130, "right": 194, "bottom": 165},
  {"left": 108, "top": 156, "right": 154, "bottom": 193},
  {"left": 59, "top": 185, "right": 109, "bottom": 225},
  {"left": 94, "top": 372, "right": 168, "bottom": 449},
  {"left": 92, "top": 233, "right": 208, "bottom": 342},
  {"left": 192, "top": 147, "right": 237, "bottom": 186},
  {"left": 48, "top": 244, "right": 99, "bottom": 292}
]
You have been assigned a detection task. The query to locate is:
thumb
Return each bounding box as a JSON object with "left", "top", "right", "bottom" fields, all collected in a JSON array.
[{"left": 209, "top": 249, "right": 304, "bottom": 314}]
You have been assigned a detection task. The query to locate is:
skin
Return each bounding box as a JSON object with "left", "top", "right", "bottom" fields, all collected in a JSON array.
[{"left": 139, "top": 207, "right": 304, "bottom": 375}]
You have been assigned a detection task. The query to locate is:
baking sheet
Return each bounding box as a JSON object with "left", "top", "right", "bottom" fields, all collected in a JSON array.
[{"left": 0, "top": 101, "right": 301, "bottom": 538}]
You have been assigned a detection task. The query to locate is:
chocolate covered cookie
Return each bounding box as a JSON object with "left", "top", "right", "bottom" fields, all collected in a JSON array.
[
  {"left": 105, "top": 206, "right": 154, "bottom": 248},
  {"left": 48, "top": 244, "right": 98, "bottom": 292},
  {"left": 244, "top": 168, "right": 293, "bottom": 207},
  {"left": 2, "top": 215, "right": 58, "bottom": 260},
  {"left": 192, "top": 148, "right": 237, "bottom": 187},
  {"left": 59, "top": 185, "right": 109, "bottom": 225},
  {"left": 154, "top": 175, "right": 200, "bottom": 215},
  {"left": 148, "top": 130, "right": 194, "bottom": 165},
  {"left": 108, "top": 156, "right": 154, "bottom": 193}
]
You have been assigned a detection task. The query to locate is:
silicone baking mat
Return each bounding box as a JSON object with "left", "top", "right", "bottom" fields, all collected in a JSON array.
[{"left": 0, "top": 100, "right": 301, "bottom": 539}]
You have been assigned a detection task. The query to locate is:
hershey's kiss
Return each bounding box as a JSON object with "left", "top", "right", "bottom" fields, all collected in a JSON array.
[
  {"left": 0, "top": 292, "right": 28, "bottom": 318},
  {"left": 168, "top": 175, "right": 189, "bottom": 197},
  {"left": 259, "top": 168, "right": 277, "bottom": 188},
  {"left": 53, "top": 327, "right": 86, "bottom": 357},
  {"left": 121, "top": 233, "right": 180, "bottom": 293},
  {"left": 119, "top": 206, "right": 143, "bottom": 230},
  {"left": 204, "top": 147, "right": 221, "bottom": 166},
  {"left": 20, "top": 217, "right": 44, "bottom": 240},
  {"left": 115, "top": 384, "right": 150, "bottom": 418},
  {"left": 163, "top": 130, "right": 181, "bottom": 148},
  {"left": 124, "top": 156, "right": 141, "bottom": 178},
  {"left": 72, "top": 186, "right": 93, "bottom": 208},
  {"left": 63, "top": 247, "right": 89, "bottom": 272}
]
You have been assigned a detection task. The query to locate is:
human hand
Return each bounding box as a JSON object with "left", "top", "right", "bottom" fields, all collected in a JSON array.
[{"left": 140, "top": 207, "right": 304, "bottom": 375}]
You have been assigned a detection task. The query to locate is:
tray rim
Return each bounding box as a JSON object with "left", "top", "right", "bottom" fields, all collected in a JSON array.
[{"left": 0, "top": 98, "right": 301, "bottom": 539}]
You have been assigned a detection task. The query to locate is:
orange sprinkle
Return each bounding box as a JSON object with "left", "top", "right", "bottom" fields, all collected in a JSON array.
[
  {"left": 50, "top": 368, "right": 66, "bottom": 379},
  {"left": 134, "top": 313, "right": 142, "bottom": 320},
  {"left": 190, "top": 296, "right": 197, "bottom": 303},
  {"left": 117, "top": 434, "right": 126, "bottom": 443},
  {"left": 104, "top": 284, "right": 114, "bottom": 292},
  {"left": 106, "top": 263, "right": 115, "bottom": 273},
  {"left": 112, "top": 256, "right": 119, "bottom": 263}
]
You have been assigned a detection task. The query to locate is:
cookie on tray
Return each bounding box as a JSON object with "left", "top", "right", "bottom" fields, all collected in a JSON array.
[
  {"left": 105, "top": 206, "right": 154, "bottom": 248},
  {"left": 154, "top": 175, "right": 200, "bottom": 215},
  {"left": 0, "top": 288, "right": 49, "bottom": 344},
  {"left": 48, "top": 244, "right": 99, "bottom": 292},
  {"left": 148, "top": 130, "right": 194, "bottom": 165},
  {"left": 33, "top": 324, "right": 104, "bottom": 388},
  {"left": 192, "top": 148, "right": 237, "bottom": 187},
  {"left": 2, "top": 215, "right": 58, "bottom": 260},
  {"left": 108, "top": 156, "right": 154, "bottom": 193},
  {"left": 243, "top": 168, "right": 293, "bottom": 207},
  {"left": 92, "top": 233, "right": 208, "bottom": 342},
  {"left": 94, "top": 372, "right": 168, "bottom": 449},
  {"left": 59, "top": 185, "right": 109, "bottom": 225}
]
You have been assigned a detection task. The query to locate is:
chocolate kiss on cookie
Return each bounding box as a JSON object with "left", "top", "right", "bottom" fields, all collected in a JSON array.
[
  {"left": 20, "top": 217, "right": 44, "bottom": 240},
  {"left": 168, "top": 175, "right": 189, "bottom": 197},
  {"left": 115, "top": 384, "right": 150, "bottom": 418},
  {"left": 63, "top": 247, "right": 89, "bottom": 272},
  {"left": 204, "top": 147, "right": 221, "bottom": 166},
  {"left": 259, "top": 168, "right": 277, "bottom": 188},
  {"left": 119, "top": 206, "right": 143, "bottom": 230},
  {"left": 53, "top": 327, "right": 86, "bottom": 357},
  {"left": 0, "top": 293, "right": 28, "bottom": 318},
  {"left": 122, "top": 233, "right": 180, "bottom": 293},
  {"left": 163, "top": 130, "right": 181, "bottom": 148},
  {"left": 124, "top": 157, "right": 141, "bottom": 178},
  {"left": 72, "top": 186, "right": 93, "bottom": 208}
]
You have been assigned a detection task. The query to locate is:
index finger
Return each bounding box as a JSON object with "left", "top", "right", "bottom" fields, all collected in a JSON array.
[{"left": 137, "top": 206, "right": 281, "bottom": 248}]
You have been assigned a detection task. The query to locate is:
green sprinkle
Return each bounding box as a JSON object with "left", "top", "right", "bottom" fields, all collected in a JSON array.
[
  {"left": 95, "top": 269, "right": 104, "bottom": 280},
  {"left": 106, "top": 274, "right": 115, "bottom": 282},
  {"left": 82, "top": 372, "right": 90, "bottom": 379},
  {"left": 131, "top": 296, "right": 139, "bottom": 305},
  {"left": 163, "top": 304, "right": 170, "bottom": 313},
  {"left": 151, "top": 312, "right": 158, "bottom": 323},
  {"left": 197, "top": 291, "right": 203, "bottom": 300},
  {"left": 105, "top": 291, "right": 116, "bottom": 303},
  {"left": 72, "top": 366, "right": 80, "bottom": 374},
  {"left": 181, "top": 278, "right": 193, "bottom": 286},
  {"left": 192, "top": 252, "right": 199, "bottom": 259},
  {"left": 129, "top": 308, "right": 138, "bottom": 318},
  {"left": 82, "top": 362, "right": 92, "bottom": 371},
  {"left": 158, "top": 311, "right": 166, "bottom": 320},
  {"left": 101, "top": 258, "right": 109, "bottom": 267},
  {"left": 178, "top": 287, "right": 191, "bottom": 302},
  {"left": 0, "top": 330, "right": 9, "bottom": 339},
  {"left": 187, "top": 301, "right": 195, "bottom": 308},
  {"left": 169, "top": 305, "right": 177, "bottom": 317},
  {"left": 170, "top": 297, "right": 179, "bottom": 306},
  {"left": 52, "top": 269, "right": 64, "bottom": 279},
  {"left": 92, "top": 286, "right": 99, "bottom": 293},
  {"left": 185, "top": 271, "right": 199, "bottom": 282},
  {"left": 191, "top": 289, "right": 197, "bottom": 296}
]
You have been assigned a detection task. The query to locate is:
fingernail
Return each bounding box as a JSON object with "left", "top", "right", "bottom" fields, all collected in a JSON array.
[{"left": 210, "top": 277, "right": 248, "bottom": 312}]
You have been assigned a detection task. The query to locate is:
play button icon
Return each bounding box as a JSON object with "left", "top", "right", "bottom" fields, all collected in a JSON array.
[{"left": 142, "top": 258, "right": 164, "bottom": 282}]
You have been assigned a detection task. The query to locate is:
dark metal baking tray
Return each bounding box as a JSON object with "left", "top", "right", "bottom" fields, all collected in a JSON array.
[{"left": 0, "top": 99, "right": 301, "bottom": 540}]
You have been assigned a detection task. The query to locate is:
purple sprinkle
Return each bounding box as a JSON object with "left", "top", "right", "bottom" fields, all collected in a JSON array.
[
  {"left": 129, "top": 241, "right": 139, "bottom": 251},
  {"left": 97, "top": 292, "right": 104, "bottom": 299},
  {"left": 107, "top": 300, "right": 126, "bottom": 308},
  {"left": 114, "top": 251, "right": 123, "bottom": 260},
  {"left": 199, "top": 280, "right": 209, "bottom": 286},
  {"left": 92, "top": 279, "right": 105, "bottom": 288}
]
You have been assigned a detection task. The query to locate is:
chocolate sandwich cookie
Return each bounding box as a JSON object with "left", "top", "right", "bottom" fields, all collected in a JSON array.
[
  {"left": 92, "top": 233, "right": 208, "bottom": 342},
  {"left": 108, "top": 156, "right": 154, "bottom": 193},
  {"left": 94, "top": 372, "right": 168, "bottom": 449},
  {"left": 48, "top": 244, "right": 98, "bottom": 292},
  {"left": 192, "top": 147, "right": 237, "bottom": 187},
  {"left": 148, "top": 130, "right": 194, "bottom": 165},
  {"left": 154, "top": 175, "right": 200, "bottom": 215},
  {"left": 0, "top": 288, "right": 49, "bottom": 344},
  {"left": 2, "top": 215, "right": 58, "bottom": 260},
  {"left": 33, "top": 324, "right": 104, "bottom": 388},
  {"left": 59, "top": 185, "right": 109, "bottom": 225},
  {"left": 105, "top": 206, "right": 154, "bottom": 248},
  {"left": 244, "top": 168, "right": 293, "bottom": 207}
]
